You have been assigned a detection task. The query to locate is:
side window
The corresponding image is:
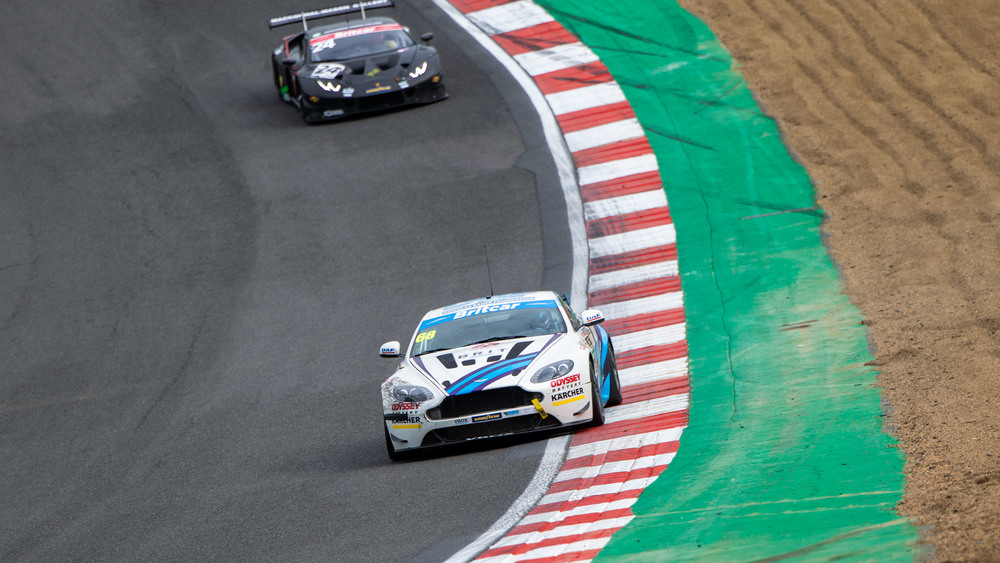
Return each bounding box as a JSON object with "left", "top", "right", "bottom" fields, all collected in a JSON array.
[
  {"left": 286, "top": 34, "right": 304, "bottom": 64},
  {"left": 558, "top": 294, "right": 582, "bottom": 331}
]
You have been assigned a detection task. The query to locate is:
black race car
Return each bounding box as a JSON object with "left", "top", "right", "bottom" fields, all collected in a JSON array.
[{"left": 269, "top": 0, "right": 447, "bottom": 122}]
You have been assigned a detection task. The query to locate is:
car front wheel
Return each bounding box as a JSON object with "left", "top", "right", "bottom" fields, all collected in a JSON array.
[{"left": 590, "top": 365, "right": 605, "bottom": 427}]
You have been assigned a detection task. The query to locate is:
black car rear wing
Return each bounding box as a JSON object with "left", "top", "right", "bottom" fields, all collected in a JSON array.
[{"left": 268, "top": 0, "right": 395, "bottom": 30}]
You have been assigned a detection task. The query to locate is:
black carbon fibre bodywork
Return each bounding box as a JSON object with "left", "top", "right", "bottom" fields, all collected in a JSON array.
[{"left": 271, "top": 15, "right": 447, "bottom": 122}]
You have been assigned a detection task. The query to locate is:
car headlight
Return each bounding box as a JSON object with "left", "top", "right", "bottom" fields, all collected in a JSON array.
[
  {"left": 530, "top": 359, "right": 574, "bottom": 384},
  {"left": 408, "top": 61, "right": 428, "bottom": 78},
  {"left": 391, "top": 385, "right": 434, "bottom": 403}
]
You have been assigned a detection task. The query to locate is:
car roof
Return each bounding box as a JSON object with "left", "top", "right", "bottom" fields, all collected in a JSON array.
[{"left": 422, "top": 291, "right": 562, "bottom": 321}]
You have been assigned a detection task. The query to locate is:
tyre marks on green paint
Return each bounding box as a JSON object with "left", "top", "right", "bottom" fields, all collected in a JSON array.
[{"left": 530, "top": 1, "right": 924, "bottom": 560}]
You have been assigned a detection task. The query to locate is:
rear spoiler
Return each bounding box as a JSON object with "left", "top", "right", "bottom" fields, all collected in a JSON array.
[{"left": 268, "top": 0, "right": 395, "bottom": 30}]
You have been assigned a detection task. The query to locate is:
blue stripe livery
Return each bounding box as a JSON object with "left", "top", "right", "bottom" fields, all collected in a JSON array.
[
  {"left": 597, "top": 326, "right": 612, "bottom": 404},
  {"left": 447, "top": 353, "right": 539, "bottom": 395}
]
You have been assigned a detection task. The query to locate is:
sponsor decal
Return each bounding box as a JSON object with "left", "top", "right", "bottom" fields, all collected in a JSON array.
[
  {"left": 398, "top": 80, "right": 409, "bottom": 89},
  {"left": 317, "top": 80, "right": 341, "bottom": 93},
  {"left": 391, "top": 402, "right": 419, "bottom": 411},
  {"left": 551, "top": 387, "right": 585, "bottom": 402},
  {"left": 310, "top": 23, "right": 403, "bottom": 44},
  {"left": 504, "top": 409, "right": 520, "bottom": 417},
  {"left": 550, "top": 373, "right": 581, "bottom": 388},
  {"left": 441, "top": 294, "right": 537, "bottom": 315},
  {"left": 392, "top": 415, "right": 421, "bottom": 429},
  {"left": 311, "top": 63, "right": 346, "bottom": 79},
  {"left": 415, "top": 330, "right": 436, "bottom": 343},
  {"left": 310, "top": 38, "right": 336, "bottom": 54},
  {"left": 343, "top": 87, "right": 355, "bottom": 97},
  {"left": 323, "top": 110, "right": 344, "bottom": 118},
  {"left": 472, "top": 413, "right": 501, "bottom": 423},
  {"left": 454, "top": 302, "right": 521, "bottom": 320},
  {"left": 365, "top": 82, "right": 392, "bottom": 94},
  {"left": 453, "top": 418, "right": 469, "bottom": 424}
]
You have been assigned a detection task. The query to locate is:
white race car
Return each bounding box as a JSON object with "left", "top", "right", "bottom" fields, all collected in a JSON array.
[{"left": 379, "top": 291, "right": 622, "bottom": 460}]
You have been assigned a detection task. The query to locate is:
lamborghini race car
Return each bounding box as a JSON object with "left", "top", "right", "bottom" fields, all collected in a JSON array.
[
  {"left": 269, "top": 0, "right": 447, "bottom": 122},
  {"left": 379, "top": 291, "right": 622, "bottom": 460}
]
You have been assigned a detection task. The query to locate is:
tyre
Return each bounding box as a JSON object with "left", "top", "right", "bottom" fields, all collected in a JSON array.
[
  {"left": 590, "top": 364, "right": 605, "bottom": 427},
  {"left": 384, "top": 425, "right": 409, "bottom": 462},
  {"left": 606, "top": 345, "right": 623, "bottom": 407}
]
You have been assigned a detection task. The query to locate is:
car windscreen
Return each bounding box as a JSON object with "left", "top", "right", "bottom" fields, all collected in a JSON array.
[
  {"left": 309, "top": 24, "right": 415, "bottom": 62},
  {"left": 411, "top": 302, "right": 566, "bottom": 356}
]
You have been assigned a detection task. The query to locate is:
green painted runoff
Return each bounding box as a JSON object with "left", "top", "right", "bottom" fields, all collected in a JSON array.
[{"left": 532, "top": 0, "right": 924, "bottom": 560}]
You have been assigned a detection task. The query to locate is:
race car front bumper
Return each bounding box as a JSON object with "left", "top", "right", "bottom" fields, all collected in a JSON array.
[
  {"left": 384, "top": 375, "right": 596, "bottom": 453},
  {"left": 301, "top": 75, "right": 447, "bottom": 122}
]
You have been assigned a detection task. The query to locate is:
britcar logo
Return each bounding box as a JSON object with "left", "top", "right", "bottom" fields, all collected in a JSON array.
[
  {"left": 454, "top": 302, "right": 521, "bottom": 319},
  {"left": 472, "top": 413, "right": 501, "bottom": 423}
]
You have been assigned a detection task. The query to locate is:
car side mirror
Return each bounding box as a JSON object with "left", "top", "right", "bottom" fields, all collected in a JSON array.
[
  {"left": 420, "top": 32, "right": 433, "bottom": 43},
  {"left": 281, "top": 58, "right": 296, "bottom": 67},
  {"left": 380, "top": 341, "right": 401, "bottom": 358},
  {"left": 580, "top": 309, "right": 604, "bottom": 326}
]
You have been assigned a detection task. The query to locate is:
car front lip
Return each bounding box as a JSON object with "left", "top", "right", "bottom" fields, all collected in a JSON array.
[{"left": 383, "top": 378, "right": 594, "bottom": 451}]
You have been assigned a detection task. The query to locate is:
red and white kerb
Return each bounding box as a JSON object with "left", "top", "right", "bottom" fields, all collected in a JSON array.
[{"left": 442, "top": 0, "right": 691, "bottom": 560}]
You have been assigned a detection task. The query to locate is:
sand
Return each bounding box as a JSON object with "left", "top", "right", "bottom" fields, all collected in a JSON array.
[{"left": 676, "top": 0, "right": 1000, "bottom": 560}]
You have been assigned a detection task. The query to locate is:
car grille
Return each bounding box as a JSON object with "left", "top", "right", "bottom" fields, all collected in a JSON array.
[
  {"left": 422, "top": 413, "right": 561, "bottom": 446},
  {"left": 348, "top": 91, "right": 406, "bottom": 112},
  {"left": 426, "top": 388, "right": 544, "bottom": 420}
]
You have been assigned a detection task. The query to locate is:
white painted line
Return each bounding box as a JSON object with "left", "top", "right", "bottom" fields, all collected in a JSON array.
[
  {"left": 443, "top": 433, "right": 572, "bottom": 563},
  {"left": 618, "top": 358, "right": 689, "bottom": 387},
  {"left": 476, "top": 537, "right": 614, "bottom": 563},
  {"left": 598, "top": 291, "right": 683, "bottom": 320},
  {"left": 514, "top": 42, "right": 600, "bottom": 76},
  {"left": 538, "top": 475, "right": 661, "bottom": 507},
  {"left": 589, "top": 224, "right": 676, "bottom": 257},
  {"left": 554, "top": 452, "right": 677, "bottom": 483},
  {"left": 584, "top": 190, "right": 668, "bottom": 221},
  {"left": 566, "top": 427, "right": 686, "bottom": 461},
  {"left": 520, "top": 497, "right": 638, "bottom": 525},
  {"left": 564, "top": 118, "right": 644, "bottom": 153},
  {"left": 588, "top": 261, "right": 679, "bottom": 292},
  {"left": 546, "top": 82, "right": 627, "bottom": 115},
  {"left": 604, "top": 392, "right": 688, "bottom": 423},
  {"left": 613, "top": 323, "right": 687, "bottom": 353},
  {"left": 578, "top": 153, "right": 659, "bottom": 187},
  {"left": 466, "top": 0, "right": 554, "bottom": 35},
  {"left": 494, "top": 516, "right": 635, "bottom": 547}
]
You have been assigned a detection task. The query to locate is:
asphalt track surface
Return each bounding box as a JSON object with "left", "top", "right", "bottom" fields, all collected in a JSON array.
[{"left": 1, "top": 1, "right": 574, "bottom": 561}]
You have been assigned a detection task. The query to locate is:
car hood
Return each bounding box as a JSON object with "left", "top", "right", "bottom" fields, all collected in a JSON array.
[
  {"left": 299, "top": 46, "right": 438, "bottom": 94},
  {"left": 409, "top": 334, "right": 564, "bottom": 396}
]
